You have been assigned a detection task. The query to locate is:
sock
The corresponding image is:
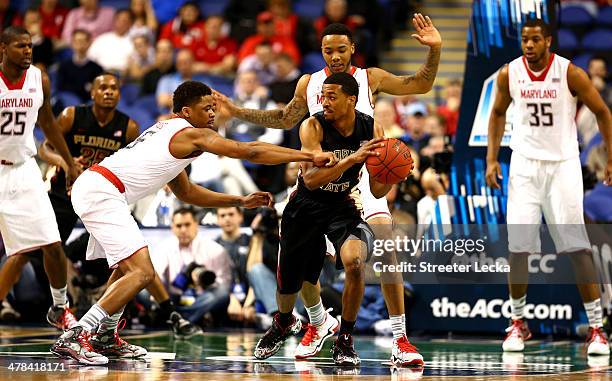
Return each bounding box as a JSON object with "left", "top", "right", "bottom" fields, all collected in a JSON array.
[
  {"left": 97, "top": 307, "right": 125, "bottom": 333},
  {"left": 390, "top": 314, "right": 406, "bottom": 340},
  {"left": 339, "top": 318, "right": 356, "bottom": 336},
  {"left": 50, "top": 285, "right": 68, "bottom": 307},
  {"left": 305, "top": 299, "right": 325, "bottom": 327},
  {"left": 159, "top": 299, "right": 175, "bottom": 321},
  {"left": 585, "top": 299, "right": 603, "bottom": 328},
  {"left": 77, "top": 303, "right": 109, "bottom": 333},
  {"left": 276, "top": 311, "right": 293, "bottom": 329},
  {"left": 510, "top": 295, "right": 526, "bottom": 320}
]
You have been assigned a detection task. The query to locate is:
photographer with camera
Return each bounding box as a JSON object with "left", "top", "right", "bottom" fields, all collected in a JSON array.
[
  {"left": 151, "top": 207, "right": 232, "bottom": 326},
  {"left": 417, "top": 135, "right": 453, "bottom": 225}
]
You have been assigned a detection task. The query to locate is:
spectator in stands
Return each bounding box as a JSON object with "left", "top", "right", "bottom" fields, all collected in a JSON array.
[
  {"left": 401, "top": 102, "right": 430, "bottom": 152},
  {"left": 151, "top": 208, "right": 232, "bottom": 324},
  {"left": 140, "top": 39, "right": 175, "bottom": 96},
  {"left": 374, "top": 99, "right": 404, "bottom": 138},
  {"left": 237, "top": 11, "right": 301, "bottom": 66},
  {"left": 267, "top": 0, "right": 315, "bottom": 53},
  {"left": 190, "top": 152, "right": 260, "bottom": 196},
  {"left": 273, "top": 161, "right": 299, "bottom": 216},
  {"left": 424, "top": 114, "right": 446, "bottom": 138},
  {"left": 393, "top": 94, "right": 417, "bottom": 129},
  {"left": 314, "top": 0, "right": 371, "bottom": 66},
  {"left": 38, "top": 0, "right": 68, "bottom": 47},
  {"left": 436, "top": 78, "right": 462, "bottom": 137},
  {"left": 215, "top": 207, "right": 254, "bottom": 324},
  {"left": 61, "top": 0, "right": 115, "bottom": 44},
  {"left": 268, "top": 53, "right": 300, "bottom": 105},
  {"left": 227, "top": 71, "right": 282, "bottom": 145},
  {"left": 192, "top": 15, "right": 237, "bottom": 76},
  {"left": 127, "top": 34, "right": 155, "bottom": 81},
  {"left": 156, "top": 49, "right": 194, "bottom": 113},
  {"left": 0, "top": 0, "right": 21, "bottom": 33},
  {"left": 23, "top": 8, "right": 54, "bottom": 71},
  {"left": 56, "top": 29, "right": 103, "bottom": 103},
  {"left": 87, "top": 8, "right": 135, "bottom": 75},
  {"left": 129, "top": 0, "right": 157, "bottom": 40},
  {"left": 588, "top": 56, "right": 611, "bottom": 107},
  {"left": 158, "top": 1, "right": 205, "bottom": 52},
  {"left": 224, "top": 0, "right": 267, "bottom": 43},
  {"left": 238, "top": 42, "right": 276, "bottom": 86}
]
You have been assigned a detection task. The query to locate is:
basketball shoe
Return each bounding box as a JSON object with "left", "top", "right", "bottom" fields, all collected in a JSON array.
[
  {"left": 331, "top": 333, "right": 360, "bottom": 366},
  {"left": 90, "top": 322, "right": 147, "bottom": 358},
  {"left": 47, "top": 304, "right": 79, "bottom": 330},
  {"left": 167, "top": 311, "right": 204, "bottom": 339},
  {"left": 294, "top": 310, "right": 339, "bottom": 359},
  {"left": 254, "top": 312, "right": 302, "bottom": 359},
  {"left": 586, "top": 327, "right": 610, "bottom": 355},
  {"left": 50, "top": 326, "right": 109, "bottom": 365},
  {"left": 502, "top": 319, "right": 531, "bottom": 352},
  {"left": 391, "top": 335, "right": 424, "bottom": 366}
]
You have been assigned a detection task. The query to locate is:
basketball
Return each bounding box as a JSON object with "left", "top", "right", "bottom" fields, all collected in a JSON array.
[{"left": 365, "top": 138, "right": 414, "bottom": 184}]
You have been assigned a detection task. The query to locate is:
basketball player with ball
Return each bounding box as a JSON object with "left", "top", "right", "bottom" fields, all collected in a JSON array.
[
  {"left": 486, "top": 19, "right": 612, "bottom": 355},
  {"left": 254, "top": 73, "right": 415, "bottom": 366},
  {"left": 216, "top": 16, "right": 439, "bottom": 366}
]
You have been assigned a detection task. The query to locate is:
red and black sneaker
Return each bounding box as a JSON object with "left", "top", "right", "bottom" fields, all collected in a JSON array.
[
  {"left": 254, "top": 312, "right": 302, "bottom": 360},
  {"left": 47, "top": 304, "right": 78, "bottom": 330},
  {"left": 51, "top": 326, "right": 109, "bottom": 365}
]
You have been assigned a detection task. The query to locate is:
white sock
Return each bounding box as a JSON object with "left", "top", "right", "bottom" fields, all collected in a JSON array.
[
  {"left": 77, "top": 304, "right": 109, "bottom": 333},
  {"left": 584, "top": 299, "right": 603, "bottom": 328},
  {"left": 510, "top": 295, "right": 526, "bottom": 320},
  {"left": 390, "top": 314, "right": 406, "bottom": 340},
  {"left": 97, "top": 307, "right": 125, "bottom": 333},
  {"left": 50, "top": 285, "right": 68, "bottom": 307},
  {"left": 305, "top": 299, "right": 325, "bottom": 327}
]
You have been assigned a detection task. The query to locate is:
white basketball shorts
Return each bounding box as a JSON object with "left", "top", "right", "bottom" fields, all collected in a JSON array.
[
  {"left": 507, "top": 152, "right": 590, "bottom": 254},
  {"left": 0, "top": 157, "right": 61, "bottom": 256},
  {"left": 70, "top": 167, "right": 147, "bottom": 269}
]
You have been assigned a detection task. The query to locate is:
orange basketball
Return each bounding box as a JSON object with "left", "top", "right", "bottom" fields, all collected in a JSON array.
[{"left": 365, "top": 138, "right": 414, "bottom": 184}]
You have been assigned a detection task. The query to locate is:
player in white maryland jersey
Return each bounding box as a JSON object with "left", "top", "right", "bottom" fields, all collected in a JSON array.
[
  {"left": 486, "top": 19, "right": 612, "bottom": 356},
  {"left": 215, "top": 18, "right": 441, "bottom": 366},
  {"left": 50, "top": 81, "right": 336, "bottom": 365},
  {"left": 0, "top": 26, "right": 81, "bottom": 332}
]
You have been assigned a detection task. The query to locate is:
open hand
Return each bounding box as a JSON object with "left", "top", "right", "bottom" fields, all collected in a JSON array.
[
  {"left": 485, "top": 161, "right": 502, "bottom": 189},
  {"left": 412, "top": 13, "right": 442, "bottom": 48}
]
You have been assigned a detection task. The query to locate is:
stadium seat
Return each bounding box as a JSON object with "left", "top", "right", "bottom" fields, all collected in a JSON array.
[
  {"left": 53, "top": 91, "right": 83, "bottom": 109},
  {"left": 293, "top": 0, "right": 325, "bottom": 19},
  {"left": 596, "top": 6, "right": 612, "bottom": 27},
  {"left": 198, "top": 0, "right": 229, "bottom": 17},
  {"left": 571, "top": 53, "right": 593, "bottom": 72},
  {"left": 120, "top": 83, "right": 141, "bottom": 106},
  {"left": 557, "top": 29, "right": 578, "bottom": 51},
  {"left": 301, "top": 52, "right": 326, "bottom": 74},
  {"left": 560, "top": 6, "right": 595, "bottom": 27},
  {"left": 580, "top": 133, "right": 603, "bottom": 165},
  {"left": 581, "top": 28, "right": 612, "bottom": 51},
  {"left": 584, "top": 182, "right": 612, "bottom": 222},
  {"left": 99, "top": 0, "right": 131, "bottom": 9},
  {"left": 131, "top": 95, "right": 160, "bottom": 122}
]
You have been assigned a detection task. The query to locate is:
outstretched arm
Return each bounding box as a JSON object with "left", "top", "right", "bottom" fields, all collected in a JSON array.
[
  {"left": 213, "top": 74, "right": 310, "bottom": 129},
  {"left": 167, "top": 170, "right": 273, "bottom": 208},
  {"left": 485, "top": 65, "right": 512, "bottom": 189},
  {"left": 568, "top": 64, "right": 612, "bottom": 185},
  {"left": 370, "top": 14, "right": 441, "bottom": 95}
]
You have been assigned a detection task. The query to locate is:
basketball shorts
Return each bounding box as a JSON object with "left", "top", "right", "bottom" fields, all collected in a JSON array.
[
  {"left": 278, "top": 192, "right": 375, "bottom": 294},
  {"left": 70, "top": 168, "right": 147, "bottom": 269},
  {"left": 507, "top": 152, "right": 590, "bottom": 254},
  {"left": 0, "top": 157, "right": 61, "bottom": 256},
  {"left": 357, "top": 166, "right": 392, "bottom": 222}
]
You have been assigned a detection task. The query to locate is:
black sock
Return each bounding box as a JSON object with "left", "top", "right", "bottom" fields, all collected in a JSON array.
[
  {"left": 339, "top": 318, "right": 356, "bottom": 336},
  {"left": 159, "top": 299, "right": 175, "bottom": 321},
  {"left": 276, "top": 311, "right": 293, "bottom": 328}
]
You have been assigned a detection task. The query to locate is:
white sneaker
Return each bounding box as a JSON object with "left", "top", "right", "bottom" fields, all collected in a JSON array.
[
  {"left": 502, "top": 319, "right": 531, "bottom": 352},
  {"left": 294, "top": 311, "right": 339, "bottom": 359},
  {"left": 391, "top": 335, "right": 424, "bottom": 366},
  {"left": 587, "top": 327, "right": 610, "bottom": 356}
]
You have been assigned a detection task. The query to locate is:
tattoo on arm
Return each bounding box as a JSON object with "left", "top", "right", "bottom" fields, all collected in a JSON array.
[
  {"left": 404, "top": 46, "right": 441, "bottom": 87},
  {"left": 235, "top": 97, "right": 307, "bottom": 129}
]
